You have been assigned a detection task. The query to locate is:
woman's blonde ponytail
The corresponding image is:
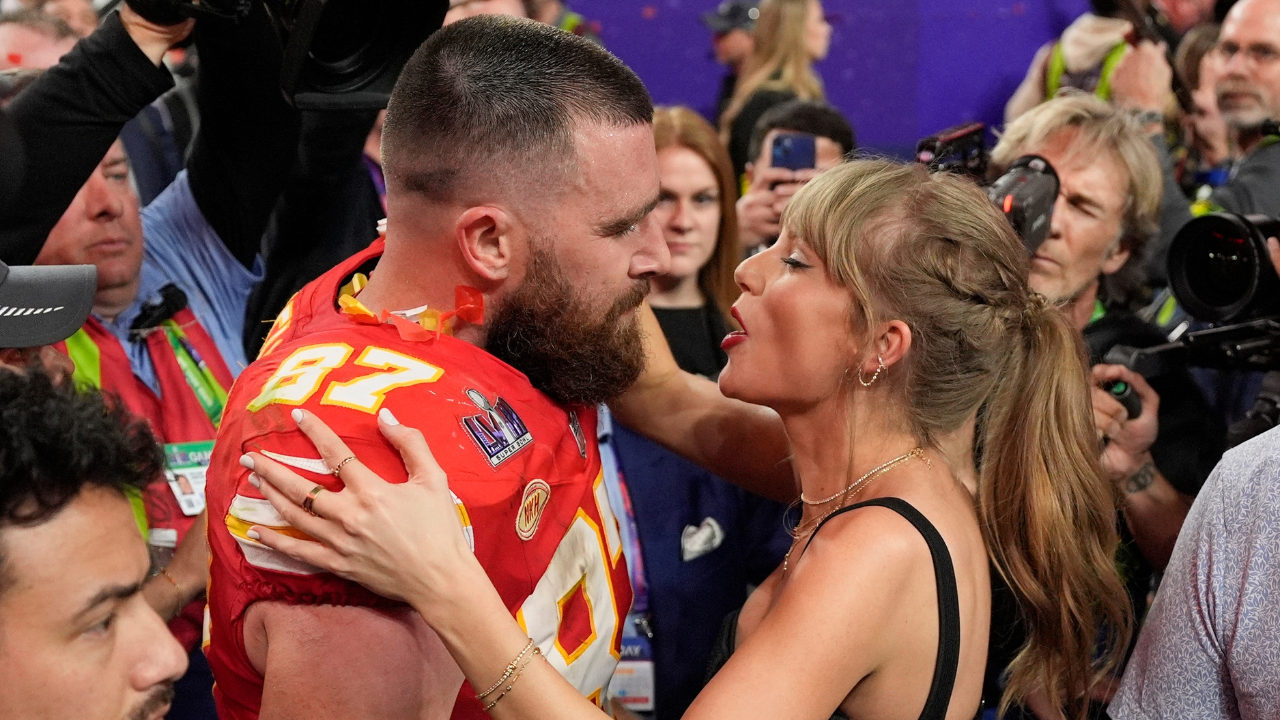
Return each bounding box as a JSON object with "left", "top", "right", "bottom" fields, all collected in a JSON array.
[{"left": 978, "top": 297, "right": 1131, "bottom": 718}]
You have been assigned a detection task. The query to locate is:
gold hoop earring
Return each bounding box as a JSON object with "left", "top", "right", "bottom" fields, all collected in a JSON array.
[{"left": 857, "top": 355, "right": 885, "bottom": 387}]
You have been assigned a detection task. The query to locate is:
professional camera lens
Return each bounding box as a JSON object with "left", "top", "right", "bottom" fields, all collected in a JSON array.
[
  {"left": 986, "top": 155, "right": 1058, "bottom": 254},
  {"left": 1168, "top": 213, "right": 1280, "bottom": 322}
]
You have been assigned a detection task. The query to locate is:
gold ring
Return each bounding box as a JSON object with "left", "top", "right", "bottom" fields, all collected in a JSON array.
[
  {"left": 331, "top": 455, "right": 358, "bottom": 478},
  {"left": 302, "top": 485, "right": 325, "bottom": 516}
]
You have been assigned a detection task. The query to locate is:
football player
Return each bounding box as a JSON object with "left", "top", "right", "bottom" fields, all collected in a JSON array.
[{"left": 204, "top": 15, "right": 669, "bottom": 720}]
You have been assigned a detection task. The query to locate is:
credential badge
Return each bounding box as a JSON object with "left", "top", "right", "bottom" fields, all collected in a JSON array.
[
  {"left": 461, "top": 389, "right": 533, "bottom": 467},
  {"left": 516, "top": 479, "right": 552, "bottom": 541}
]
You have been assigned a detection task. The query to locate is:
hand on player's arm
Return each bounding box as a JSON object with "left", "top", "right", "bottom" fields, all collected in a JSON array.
[
  {"left": 245, "top": 409, "right": 865, "bottom": 720},
  {"left": 245, "top": 409, "right": 610, "bottom": 720},
  {"left": 607, "top": 304, "right": 796, "bottom": 502},
  {"left": 1091, "top": 364, "right": 1189, "bottom": 570}
]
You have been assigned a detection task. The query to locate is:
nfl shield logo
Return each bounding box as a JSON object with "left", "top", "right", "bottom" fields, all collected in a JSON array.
[{"left": 461, "top": 389, "right": 533, "bottom": 467}]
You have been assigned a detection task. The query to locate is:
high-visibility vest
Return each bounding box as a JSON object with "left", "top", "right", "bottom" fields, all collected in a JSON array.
[
  {"left": 56, "top": 302, "right": 232, "bottom": 650},
  {"left": 1045, "top": 41, "right": 1128, "bottom": 102}
]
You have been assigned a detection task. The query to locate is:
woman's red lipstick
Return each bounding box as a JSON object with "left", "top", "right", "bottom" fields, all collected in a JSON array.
[{"left": 722, "top": 308, "right": 748, "bottom": 350}]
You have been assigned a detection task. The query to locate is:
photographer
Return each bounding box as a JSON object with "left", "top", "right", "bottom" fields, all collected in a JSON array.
[
  {"left": 986, "top": 93, "right": 1226, "bottom": 715},
  {"left": 1111, "top": 0, "right": 1280, "bottom": 284},
  {"left": 1109, "top": 242, "right": 1280, "bottom": 720},
  {"left": 735, "top": 99, "right": 853, "bottom": 252}
]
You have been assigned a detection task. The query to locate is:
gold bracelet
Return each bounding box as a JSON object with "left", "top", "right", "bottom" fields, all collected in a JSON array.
[
  {"left": 483, "top": 647, "right": 540, "bottom": 712},
  {"left": 475, "top": 639, "right": 535, "bottom": 701},
  {"left": 158, "top": 568, "right": 183, "bottom": 602},
  {"left": 156, "top": 568, "right": 184, "bottom": 618}
]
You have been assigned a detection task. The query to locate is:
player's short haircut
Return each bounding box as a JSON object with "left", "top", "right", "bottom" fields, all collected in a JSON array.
[
  {"left": 0, "top": 370, "right": 162, "bottom": 595},
  {"left": 0, "top": 9, "right": 76, "bottom": 41},
  {"left": 747, "top": 99, "right": 856, "bottom": 166},
  {"left": 381, "top": 14, "right": 652, "bottom": 203}
]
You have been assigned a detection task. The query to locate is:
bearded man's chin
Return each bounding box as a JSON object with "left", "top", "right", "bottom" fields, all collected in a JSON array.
[{"left": 483, "top": 249, "right": 647, "bottom": 406}]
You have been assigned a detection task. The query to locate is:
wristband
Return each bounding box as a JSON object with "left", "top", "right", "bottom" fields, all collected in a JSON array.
[{"left": 1130, "top": 109, "right": 1164, "bottom": 128}]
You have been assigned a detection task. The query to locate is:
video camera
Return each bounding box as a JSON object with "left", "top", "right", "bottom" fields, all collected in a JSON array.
[
  {"left": 1108, "top": 210, "right": 1280, "bottom": 374},
  {"left": 915, "top": 122, "right": 1059, "bottom": 255},
  {"left": 120, "top": 0, "right": 446, "bottom": 109},
  {"left": 1099, "top": 121, "right": 1280, "bottom": 374}
]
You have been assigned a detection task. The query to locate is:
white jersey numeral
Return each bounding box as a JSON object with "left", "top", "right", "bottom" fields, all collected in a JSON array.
[
  {"left": 248, "top": 344, "right": 353, "bottom": 412},
  {"left": 322, "top": 347, "right": 444, "bottom": 412},
  {"left": 516, "top": 474, "right": 628, "bottom": 704},
  {"left": 249, "top": 344, "right": 444, "bottom": 415}
]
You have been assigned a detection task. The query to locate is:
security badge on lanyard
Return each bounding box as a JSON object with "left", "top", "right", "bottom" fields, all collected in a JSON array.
[
  {"left": 612, "top": 615, "right": 656, "bottom": 712},
  {"left": 164, "top": 440, "right": 215, "bottom": 516}
]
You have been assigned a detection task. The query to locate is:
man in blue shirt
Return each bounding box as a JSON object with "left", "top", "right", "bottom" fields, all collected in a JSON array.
[{"left": 16, "top": 6, "right": 297, "bottom": 718}]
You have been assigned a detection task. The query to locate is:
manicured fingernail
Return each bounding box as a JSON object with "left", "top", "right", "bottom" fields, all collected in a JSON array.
[
  {"left": 292, "top": 409, "right": 304, "bottom": 423},
  {"left": 247, "top": 473, "right": 261, "bottom": 489},
  {"left": 239, "top": 454, "right": 254, "bottom": 470},
  {"left": 379, "top": 408, "right": 399, "bottom": 426},
  {"left": 247, "top": 529, "right": 261, "bottom": 540}
]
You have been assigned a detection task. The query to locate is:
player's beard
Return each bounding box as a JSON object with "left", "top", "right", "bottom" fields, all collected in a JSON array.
[{"left": 485, "top": 247, "right": 648, "bottom": 406}]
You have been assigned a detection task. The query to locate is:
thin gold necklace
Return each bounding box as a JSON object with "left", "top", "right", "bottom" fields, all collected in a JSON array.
[
  {"left": 783, "top": 447, "right": 923, "bottom": 574},
  {"left": 800, "top": 448, "right": 924, "bottom": 506}
]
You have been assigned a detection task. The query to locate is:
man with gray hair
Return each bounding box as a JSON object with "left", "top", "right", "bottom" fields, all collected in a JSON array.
[
  {"left": 984, "top": 93, "right": 1226, "bottom": 715},
  {"left": 1111, "top": 0, "right": 1280, "bottom": 283}
]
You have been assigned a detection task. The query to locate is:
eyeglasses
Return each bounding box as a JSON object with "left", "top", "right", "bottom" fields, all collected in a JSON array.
[{"left": 1216, "top": 41, "right": 1280, "bottom": 67}]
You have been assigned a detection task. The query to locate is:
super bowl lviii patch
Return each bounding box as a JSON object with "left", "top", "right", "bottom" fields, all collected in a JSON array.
[{"left": 461, "top": 389, "right": 533, "bottom": 467}]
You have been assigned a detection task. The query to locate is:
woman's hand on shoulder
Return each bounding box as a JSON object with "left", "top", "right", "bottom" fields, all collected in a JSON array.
[{"left": 244, "top": 408, "right": 481, "bottom": 617}]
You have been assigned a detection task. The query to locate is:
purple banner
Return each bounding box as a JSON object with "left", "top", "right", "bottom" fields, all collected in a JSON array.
[{"left": 573, "top": 0, "right": 1091, "bottom": 157}]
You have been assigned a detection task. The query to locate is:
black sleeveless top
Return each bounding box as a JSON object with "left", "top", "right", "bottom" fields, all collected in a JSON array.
[{"left": 705, "top": 497, "right": 966, "bottom": 720}]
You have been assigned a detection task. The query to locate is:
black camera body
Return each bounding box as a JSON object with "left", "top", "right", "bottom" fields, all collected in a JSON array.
[
  {"left": 1105, "top": 122, "right": 1280, "bottom": 376},
  {"left": 124, "top": 0, "right": 447, "bottom": 110},
  {"left": 1168, "top": 212, "right": 1280, "bottom": 322},
  {"left": 915, "top": 122, "right": 1059, "bottom": 254},
  {"left": 1110, "top": 210, "right": 1280, "bottom": 376}
]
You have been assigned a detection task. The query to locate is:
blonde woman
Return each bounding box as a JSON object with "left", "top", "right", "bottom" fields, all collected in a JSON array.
[
  {"left": 243, "top": 159, "right": 1130, "bottom": 720},
  {"left": 721, "top": 0, "right": 832, "bottom": 177}
]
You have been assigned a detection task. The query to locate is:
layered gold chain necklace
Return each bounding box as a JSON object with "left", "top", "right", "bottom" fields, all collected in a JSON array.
[{"left": 782, "top": 447, "right": 924, "bottom": 573}]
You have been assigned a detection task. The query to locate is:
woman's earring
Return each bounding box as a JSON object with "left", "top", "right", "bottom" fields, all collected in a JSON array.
[{"left": 857, "top": 355, "right": 885, "bottom": 387}]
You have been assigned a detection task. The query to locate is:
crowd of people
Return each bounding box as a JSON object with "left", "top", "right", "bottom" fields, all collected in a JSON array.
[{"left": 0, "top": 0, "right": 1278, "bottom": 719}]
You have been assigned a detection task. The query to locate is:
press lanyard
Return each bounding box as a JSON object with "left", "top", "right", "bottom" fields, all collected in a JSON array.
[
  {"left": 615, "top": 472, "right": 649, "bottom": 616},
  {"left": 160, "top": 319, "right": 228, "bottom": 428}
]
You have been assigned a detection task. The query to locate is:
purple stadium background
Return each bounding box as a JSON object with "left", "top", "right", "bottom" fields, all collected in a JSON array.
[{"left": 572, "top": 0, "right": 1093, "bottom": 158}]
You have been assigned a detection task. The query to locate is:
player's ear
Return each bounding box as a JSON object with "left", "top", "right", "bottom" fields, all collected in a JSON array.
[{"left": 456, "top": 206, "right": 515, "bottom": 282}]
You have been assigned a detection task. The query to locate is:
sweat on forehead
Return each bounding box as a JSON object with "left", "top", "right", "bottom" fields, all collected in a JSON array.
[{"left": 379, "top": 14, "right": 652, "bottom": 204}]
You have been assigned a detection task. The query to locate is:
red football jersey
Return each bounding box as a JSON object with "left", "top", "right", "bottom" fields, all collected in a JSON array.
[{"left": 205, "top": 244, "right": 633, "bottom": 719}]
